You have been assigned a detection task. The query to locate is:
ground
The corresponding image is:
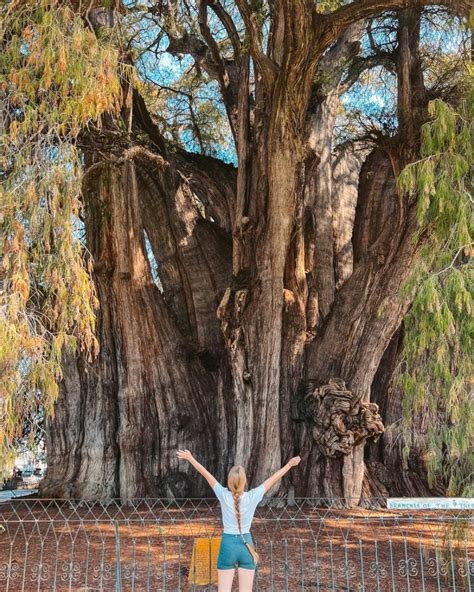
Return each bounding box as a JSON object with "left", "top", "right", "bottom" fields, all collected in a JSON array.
[{"left": 0, "top": 499, "right": 472, "bottom": 591}]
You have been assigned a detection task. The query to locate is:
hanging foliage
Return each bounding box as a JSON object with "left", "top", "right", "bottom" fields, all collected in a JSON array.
[
  {"left": 398, "top": 70, "right": 473, "bottom": 495},
  {"left": 0, "top": 0, "right": 123, "bottom": 471}
]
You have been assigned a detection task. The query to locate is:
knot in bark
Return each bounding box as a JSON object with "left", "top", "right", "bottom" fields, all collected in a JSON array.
[
  {"left": 302, "top": 378, "right": 384, "bottom": 457},
  {"left": 217, "top": 285, "right": 249, "bottom": 351}
]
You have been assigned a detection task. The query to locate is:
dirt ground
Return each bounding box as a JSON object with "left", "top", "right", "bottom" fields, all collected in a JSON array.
[{"left": 0, "top": 500, "right": 472, "bottom": 591}]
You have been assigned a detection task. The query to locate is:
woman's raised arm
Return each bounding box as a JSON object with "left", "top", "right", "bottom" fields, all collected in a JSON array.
[
  {"left": 177, "top": 449, "right": 218, "bottom": 489},
  {"left": 262, "top": 456, "right": 301, "bottom": 492}
]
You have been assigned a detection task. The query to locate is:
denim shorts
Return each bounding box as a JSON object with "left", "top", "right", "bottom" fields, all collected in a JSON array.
[{"left": 217, "top": 533, "right": 256, "bottom": 570}]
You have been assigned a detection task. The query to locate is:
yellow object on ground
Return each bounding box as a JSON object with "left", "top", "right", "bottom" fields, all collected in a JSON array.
[{"left": 188, "top": 536, "right": 222, "bottom": 585}]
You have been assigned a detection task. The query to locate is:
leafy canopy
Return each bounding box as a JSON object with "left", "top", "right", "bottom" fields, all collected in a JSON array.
[
  {"left": 398, "top": 76, "right": 473, "bottom": 495},
  {"left": 0, "top": 0, "right": 124, "bottom": 470}
]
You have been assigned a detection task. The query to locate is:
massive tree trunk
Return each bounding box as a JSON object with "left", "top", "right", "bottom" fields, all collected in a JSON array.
[
  {"left": 293, "top": 6, "right": 431, "bottom": 504},
  {"left": 41, "top": 2, "right": 463, "bottom": 503},
  {"left": 43, "top": 158, "right": 233, "bottom": 501},
  {"left": 365, "top": 326, "right": 445, "bottom": 499}
]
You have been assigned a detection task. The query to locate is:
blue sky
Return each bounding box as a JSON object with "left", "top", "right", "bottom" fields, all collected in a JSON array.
[{"left": 128, "top": 4, "right": 467, "bottom": 163}]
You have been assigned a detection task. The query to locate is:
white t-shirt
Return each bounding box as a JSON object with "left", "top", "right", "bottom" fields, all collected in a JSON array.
[{"left": 213, "top": 482, "right": 265, "bottom": 534}]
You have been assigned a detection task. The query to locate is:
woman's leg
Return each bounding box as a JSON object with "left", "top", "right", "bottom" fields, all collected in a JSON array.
[
  {"left": 237, "top": 568, "right": 255, "bottom": 592},
  {"left": 218, "top": 568, "right": 235, "bottom": 591}
]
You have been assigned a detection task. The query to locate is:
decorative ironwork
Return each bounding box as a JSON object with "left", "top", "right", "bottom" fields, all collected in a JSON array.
[
  {"left": 398, "top": 557, "right": 419, "bottom": 577},
  {"left": 338, "top": 558, "right": 357, "bottom": 579},
  {"left": 369, "top": 560, "right": 388, "bottom": 579},
  {"left": 0, "top": 497, "right": 472, "bottom": 591},
  {"left": 0, "top": 561, "right": 20, "bottom": 581}
]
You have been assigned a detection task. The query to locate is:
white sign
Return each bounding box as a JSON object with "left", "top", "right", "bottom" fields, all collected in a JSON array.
[{"left": 387, "top": 498, "right": 474, "bottom": 510}]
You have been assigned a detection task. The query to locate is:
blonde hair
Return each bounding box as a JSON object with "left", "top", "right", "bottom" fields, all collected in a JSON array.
[{"left": 227, "top": 466, "right": 259, "bottom": 564}]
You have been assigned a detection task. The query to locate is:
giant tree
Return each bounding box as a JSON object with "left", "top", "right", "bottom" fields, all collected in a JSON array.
[{"left": 1, "top": 0, "right": 471, "bottom": 503}]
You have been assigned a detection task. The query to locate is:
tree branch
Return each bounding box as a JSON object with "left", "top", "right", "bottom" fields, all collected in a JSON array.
[
  {"left": 320, "top": 0, "right": 471, "bottom": 47},
  {"left": 313, "top": 22, "right": 365, "bottom": 99},
  {"left": 174, "top": 148, "right": 236, "bottom": 231},
  {"left": 133, "top": 89, "right": 168, "bottom": 157},
  {"left": 340, "top": 51, "right": 395, "bottom": 92},
  {"left": 132, "top": 87, "right": 236, "bottom": 224},
  {"left": 166, "top": 6, "right": 243, "bottom": 142},
  {"left": 198, "top": 0, "right": 227, "bottom": 80},
  {"left": 234, "top": 0, "right": 279, "bottom": 90},
  {"left": 207, "top": 0, "right": 242, "bottom": 56}
]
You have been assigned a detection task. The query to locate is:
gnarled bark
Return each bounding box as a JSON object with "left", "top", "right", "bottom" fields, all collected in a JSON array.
[
  {"left": 299, "top": 146, "right": 422, "bottom": 504},
  {"left": 302, "top": 378, "right": 384, "bottom": 458},
  {"left": 40, "top": 1, "right": 464, "bottom": 504},
  {"left": 42, "top": 159, "right": 232, "bottom": 501}
]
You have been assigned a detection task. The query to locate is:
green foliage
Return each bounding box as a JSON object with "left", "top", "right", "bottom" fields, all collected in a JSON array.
[
  {"left": 141, "top": 69, "right": 234, "bottom": 159},
  {"left": 398, "top": 81, "right": 473, "bottom": 495},
  {"left": 315, "top": 0, "right": 343, "bottom": 14},
  {"left": 0, "top": 1, "right": 123, "bottom": 472},
  {"left": 124, "top": 0, "right": 237, "bottom": 159}
]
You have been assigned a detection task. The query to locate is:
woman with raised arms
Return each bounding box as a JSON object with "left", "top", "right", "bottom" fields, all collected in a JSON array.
[{"left": 177, "top": 449, "right": 301, "bottom": 592}]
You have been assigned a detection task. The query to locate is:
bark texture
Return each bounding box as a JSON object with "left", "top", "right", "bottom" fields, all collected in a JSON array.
[
  {"left": 43, "top": 159, "right": 232, "bottom": 501},
  {"left": 40, "top": 1, "right": 461, "bottom": 503}
]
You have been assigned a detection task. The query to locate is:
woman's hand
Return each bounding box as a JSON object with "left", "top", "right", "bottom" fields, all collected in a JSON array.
[
  {"left": 262, "top": 455, "right": 301, "bottom": 492},
  {"left": 177, "top": 450, "right": 218, "bottom": 488},
  {"left": 287, "top": 456, "right": 301, "bottom": 468},
  {"left": 177, "top": 449, "right": 194, "bottom": 462}
]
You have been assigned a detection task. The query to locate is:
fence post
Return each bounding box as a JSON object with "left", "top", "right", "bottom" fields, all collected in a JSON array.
[{"left": 114, "top": 521, "right": 122, "bottom": 592}]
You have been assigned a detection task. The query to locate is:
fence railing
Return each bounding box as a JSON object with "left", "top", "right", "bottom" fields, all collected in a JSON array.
[{"left": 0, "top": 497, "right": 472, "bottom": 591}]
